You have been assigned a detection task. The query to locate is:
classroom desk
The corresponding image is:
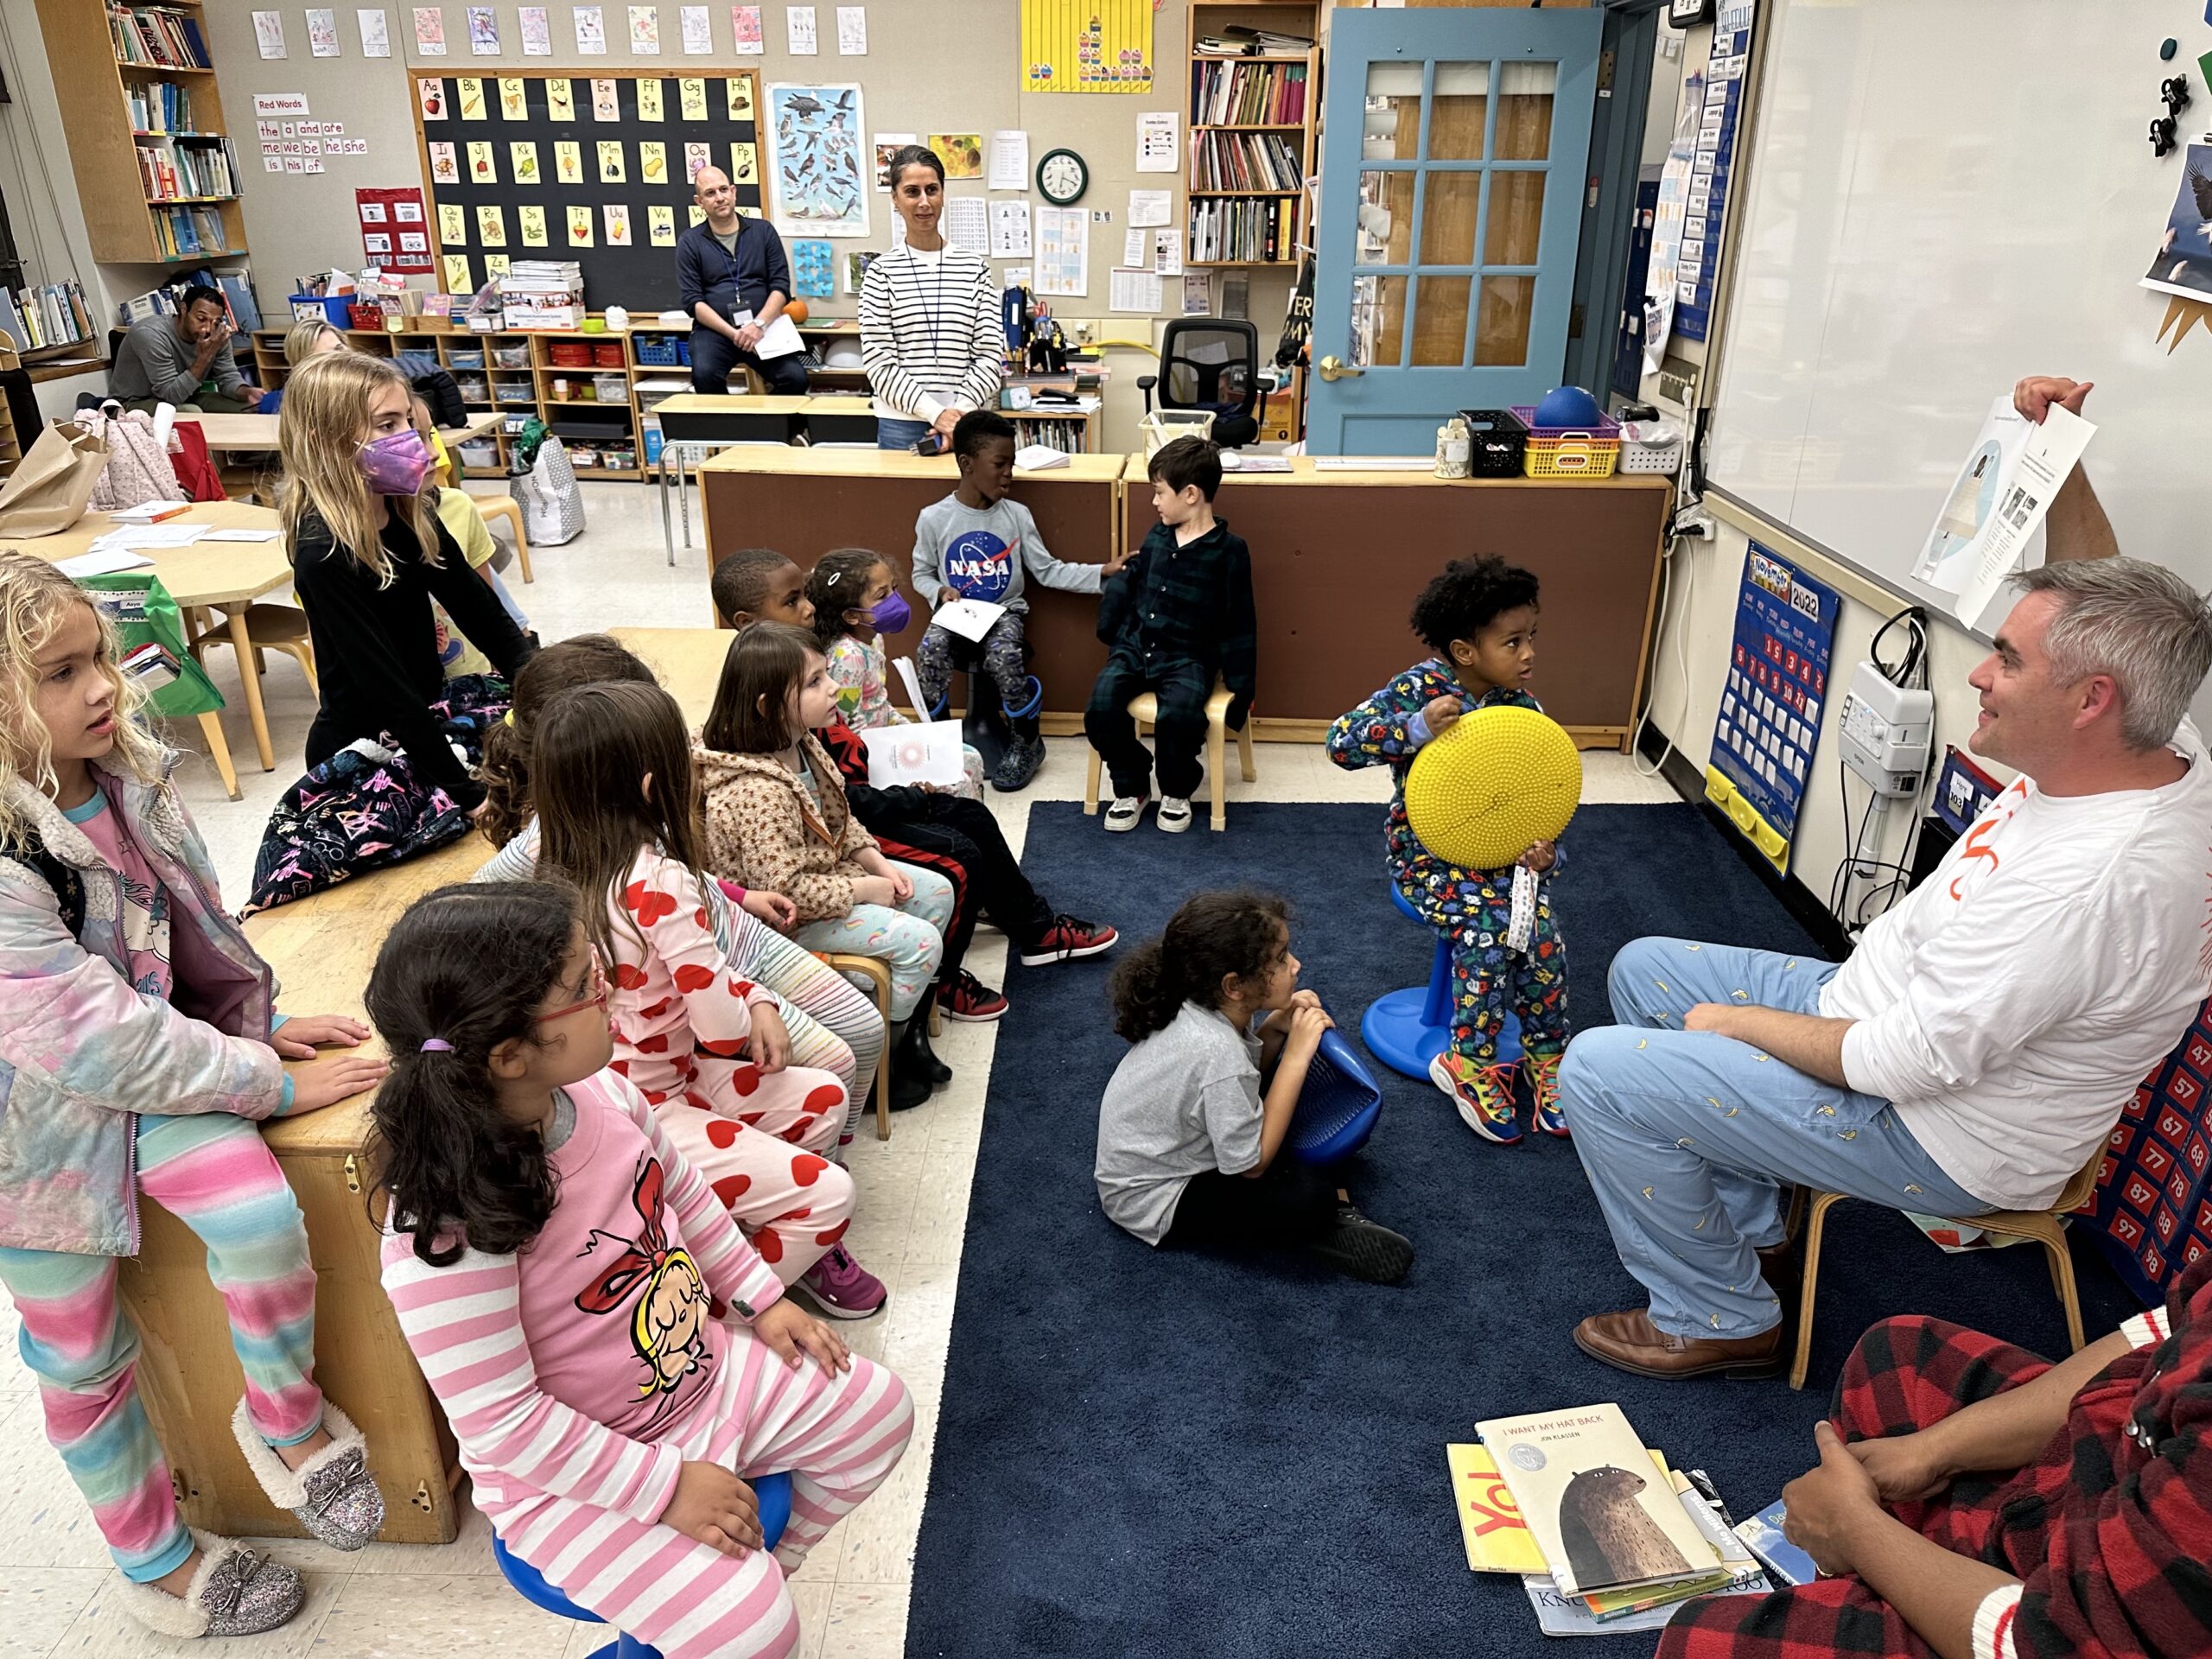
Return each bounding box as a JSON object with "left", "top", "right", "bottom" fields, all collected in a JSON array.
[
  {"left": 652, "top": 394, "right": 821, "bottom": 564},
  {"left": 180, "top": 410, "right": 502, "bottom": 454},
  {"left": 121, "top": 628, "right": 745, "bottom": 1543},
  {"left": 697, "top": 448, "right": 1672, "bottom": 743},
  {"left": 3, "top": 500, "right": 296, "bottom": 796}
]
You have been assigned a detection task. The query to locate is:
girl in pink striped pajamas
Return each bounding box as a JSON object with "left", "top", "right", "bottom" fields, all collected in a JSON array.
[
  {"left": 532, "top": 678, "right": 887, "bottom": 1320},
  {"left": 371, "top": 880, "right": 912, "bottom": 1659},
  {"left": 0, "top": 556, "right": 390, "bottom": 1638}
]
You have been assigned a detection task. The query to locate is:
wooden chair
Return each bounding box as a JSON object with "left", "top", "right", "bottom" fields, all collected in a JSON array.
[
  {"left": 1082, "top": 676, "right": 1256, "bottom": 832},
  {"left": 1787, "top": 1149, "right": 2107, "bottom": 1389},
  {"left": 817, "top": 952, "right": 894, "bottom": 1141},
  {"left": 467, "top": 491, "right": 535, "bottom": 583},
  {"left": 190, "top": 603, "right": 319, "bottom": 700}
]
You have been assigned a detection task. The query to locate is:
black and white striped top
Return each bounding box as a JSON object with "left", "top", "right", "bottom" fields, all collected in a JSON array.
[{"left": 858, "top": 244, "right": 1004, "bottom": 424}]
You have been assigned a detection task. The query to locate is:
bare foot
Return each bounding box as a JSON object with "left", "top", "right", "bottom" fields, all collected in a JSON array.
[
  {"left": 151, "top": 1548, "right": 203, "bottom": 1599},
  {"left": 272, "top": 1425, "right": 334, "bottom": 1472}
]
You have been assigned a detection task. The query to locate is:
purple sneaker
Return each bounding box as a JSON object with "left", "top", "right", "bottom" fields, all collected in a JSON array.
[{"left": 798, "top": 1245, "right": 888, "bottom": 1319}]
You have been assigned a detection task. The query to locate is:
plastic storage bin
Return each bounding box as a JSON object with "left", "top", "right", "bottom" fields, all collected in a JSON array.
[
  {"left": 456, "top": 441, "right": 499, "bottom": 470},
  {"left": 447, "top": 349, "right": 486, "bottom": 369},
  {"left": 632, "top": 332, "right": 685, "bottom": 367},
  {"left": 593, "top": 342, "right": 627, "bottom": 367},
  {"left": 1510, "top": 406, "right": 1621, "bottom": 480},
  {"left": 289, "top": 295, "right": 353, "bottom": 328},
  {"left": 1618, "top": 424, "right": 1684, "bottom": 474},
  {"left": 454, "top": 375, "right": 491, "bottom": 404},
  {"left": 492, "top": 376, "right": 535, "bottom": 404},
  {"left": 492, "top": 342, "right": 531, "bottom": 368},
  {"left": 1456, "top": 408, "right": 1530, "bottom": 478},
  {"left": 592, "top": 372, "right": 628, "bottom": 403}
]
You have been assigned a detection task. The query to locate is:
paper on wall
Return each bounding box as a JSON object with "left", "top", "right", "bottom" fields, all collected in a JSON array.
[
  {"left": 836, "top": 4, "right": 864, "bottom": 53},
  {"left": 519, "top": 4, "right": 551, "bottom": 51},
  {"left": 930, "top": 599, "right": 1009, "bottom": 645},
  {"left": 629, "top": 4, "right": 659, "bottom": 52},
  {"left": 944, "top": 195, "right": 988, "bottom": 258},
  {"left": 785, "top": 4, "right": 816, "bottom": 53},
  {"left": 1034, "top": 205, "right": 1086, "bottom": 297},
  {"left": 1110, "top": 268, "right": 1162, "bottom": 313},
  {"left": 680, "top": 3, "right": 710, "bottom": 49},
  {"left": 1121, "top": 229, "right": 1145, "bottom": 267},
  {"left": 1135, "top": 111, "right": 1177, "bottom": 172},
  {"left": 1181, "top": 270, "right": 1209, "bottom": 315},
  {"left": 574, "top": 4, "right": 607, "bottom": 53},
  {"left": 413, "top": 5, "right": 445, "bottom": 54},
  {"left": 1153, "top": 229, "right": 1182, "bottom": 276},
  {"left": 253, "top": 10, "right": 286, "bottom": 56},
  {"left": 988, "top": 130, "right": 1029, "bottom": 191},
  {"left": 358, "top": 8, "right": 390, "bottom": 54},
  {"left": 307, "top": 10, "right": 340, "bottom": 54},
  {"left": 1127, "top": 189, "right": 1170, "bottom": 228},
  {"left": 989, "top": 200, "right": 1031, "bottom": 258},
  {"left": 733, "top": 3, "right": 762, "bottom": 52}
]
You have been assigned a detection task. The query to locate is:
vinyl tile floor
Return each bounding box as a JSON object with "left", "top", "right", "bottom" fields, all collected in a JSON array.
[{"left": 10, "top": 484, "right": 1675, "bottom": 1656}]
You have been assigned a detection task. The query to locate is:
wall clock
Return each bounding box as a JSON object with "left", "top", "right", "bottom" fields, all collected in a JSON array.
[{"left": 1037, "top": 148, "right": 1089, "bottom": 207}]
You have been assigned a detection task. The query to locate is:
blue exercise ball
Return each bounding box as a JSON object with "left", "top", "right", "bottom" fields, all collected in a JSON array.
[{"left": 1533, "top": 385, "right": 1604, "bottom": 428}]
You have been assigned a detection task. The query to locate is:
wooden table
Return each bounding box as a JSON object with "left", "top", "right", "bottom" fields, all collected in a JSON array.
[
  {"left": 180, "top": 410, "right": 501, "bottom": 454},
  {"left": 697, "top": 448, "right": 1128, "bottom": 732},
  {"left": 652, "top": 394, "right": 823, "bottom": 565},
  {"left": 3, "top": 500, "right": 296, "bottom": 795}
]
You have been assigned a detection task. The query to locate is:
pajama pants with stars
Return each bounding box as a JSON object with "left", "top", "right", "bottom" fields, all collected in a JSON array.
[
  {"left": 1558, "top": 937, "right": 1986, "bottom": 1341},
  {"left": 655, "top": 1062, "right": 855, "bottom": 1286},
  {"left": 1398, "top": 868, "right": 1568, "bottom": 1065}
]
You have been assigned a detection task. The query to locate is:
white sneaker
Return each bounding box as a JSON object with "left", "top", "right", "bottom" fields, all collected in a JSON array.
[
  {"left": 1157, "top": 796, "right": 1193, "bottom": 834},
  {"left": 1104, "top": 795, "right": 1147, "bottom": 831}
]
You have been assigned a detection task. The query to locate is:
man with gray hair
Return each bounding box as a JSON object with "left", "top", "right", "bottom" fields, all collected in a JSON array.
[{"left": 1565, "top": 373, "right": 2212, "bottom": 1381}]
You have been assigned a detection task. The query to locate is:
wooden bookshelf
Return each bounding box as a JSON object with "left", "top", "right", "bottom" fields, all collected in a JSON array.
[
  {"left": 1185, "top": 2, "right": 1320, "bottom": 270},
  {"left": 33, "top": 0, "right": 249, "bottom": 268},
  {"left": 0, "top": 337, "right": 22, "bottom": 483}
]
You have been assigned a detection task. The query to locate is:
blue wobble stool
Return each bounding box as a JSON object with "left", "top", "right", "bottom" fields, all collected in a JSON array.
[
  {"left": 493, "top": 1471, "right": 794, "bottom": 1658},
  {"left": 1360, "top": 885, "right": 1520, "bottom": 1080},
  {"left": 1287, "top": 1027, "right": 1383, "bottom": 1165}
]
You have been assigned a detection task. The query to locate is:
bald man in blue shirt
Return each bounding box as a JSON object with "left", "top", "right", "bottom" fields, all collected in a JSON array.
[{"left": 674, "top": 166, "right": 809, "bottom": 395}]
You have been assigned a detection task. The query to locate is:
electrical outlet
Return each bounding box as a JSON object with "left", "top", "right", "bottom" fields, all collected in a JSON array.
[{"left": 1060, "top": 318, "right": 1098, "bottom": 346}]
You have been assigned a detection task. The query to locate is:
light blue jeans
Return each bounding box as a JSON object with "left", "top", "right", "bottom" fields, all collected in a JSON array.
[
  {"left": 876, "top": 416, "right": 931, "bottom": 451},
  {"left": 1560, "top": 937, "right": 1986, "bottom": 1340}
]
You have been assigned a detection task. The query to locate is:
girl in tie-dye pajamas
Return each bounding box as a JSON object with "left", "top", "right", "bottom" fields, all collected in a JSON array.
[
  {"left": 532, "top": 679, "right": 887, "bottom": 1321},
  {"left": 372, "top": 880, "right": 912, "bottom": 1659},
  {"left": 0, "top": 556, "right": 388, "bottom": 1638}
]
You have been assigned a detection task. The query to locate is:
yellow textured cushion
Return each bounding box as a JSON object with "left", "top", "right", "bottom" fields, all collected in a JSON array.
[{"left": 1404, "top": 703, "right": 1582, "bottom": 870}]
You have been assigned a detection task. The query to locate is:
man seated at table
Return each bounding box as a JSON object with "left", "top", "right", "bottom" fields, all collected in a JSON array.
[
  {"left": 110, "top": 286, "right": 264, "bottom": 414},
  {"left": 676, "top": 166, "right": 809, "bottom": 397},
  {"left": 1561, "top": 374, "right": 2212, "bottom": 1380}
]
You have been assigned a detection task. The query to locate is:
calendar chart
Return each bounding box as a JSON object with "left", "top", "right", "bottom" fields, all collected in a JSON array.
[{"left": 1704, "top": 543, "right": 1837, "bottom": 875}]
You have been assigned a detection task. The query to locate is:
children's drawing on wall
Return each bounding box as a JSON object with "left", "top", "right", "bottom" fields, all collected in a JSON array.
[
  {"left": 930, "top": 132, "right": 984, "bottom": 181},
  {"left": 768, "top": 83, "right": 868, "bottom": 236},
  {"left": 791, "top": 238, "right": 834, "bottom": 297},
  {"left": 2142, "top": 143, "right": 2212, "bottom": 301}
]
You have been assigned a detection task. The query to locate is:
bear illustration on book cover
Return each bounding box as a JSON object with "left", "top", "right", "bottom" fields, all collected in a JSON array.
[{"left": 1558, "top": 1465, "right": 1694, "bottom": 1589}]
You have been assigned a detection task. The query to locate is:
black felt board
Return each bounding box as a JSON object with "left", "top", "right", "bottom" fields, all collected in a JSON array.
[{"left": 410, "top": 68, "right": 765, "bottom": 310}]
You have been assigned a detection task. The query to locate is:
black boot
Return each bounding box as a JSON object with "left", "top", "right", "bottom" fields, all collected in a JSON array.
[
  {"left": 888, "top": 1015, "right": 950, "bottom": 1109},
  {"left": 990, "top": 677, "right": 1046, "bottom": 792}
]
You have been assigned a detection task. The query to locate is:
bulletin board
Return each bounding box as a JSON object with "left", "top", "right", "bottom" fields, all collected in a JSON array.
[
  {"left": 1702, "top": 542, "right": 1837, "bottom": 876},
  {"left": 410, "top": 68, "right": 765, "bottom": 308}
]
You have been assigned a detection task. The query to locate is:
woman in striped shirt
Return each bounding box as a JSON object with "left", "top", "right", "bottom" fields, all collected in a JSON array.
[{"left": 860, "top": 145, "right": 1005, "bottom": 450}]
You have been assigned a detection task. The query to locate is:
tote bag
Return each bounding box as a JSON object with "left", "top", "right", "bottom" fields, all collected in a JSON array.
[
  {"left": 0, "top": 420, "right": 107, "bottom": 538},
  {"left": 75, "top": 572, "right": 225, "bottom": 721}
]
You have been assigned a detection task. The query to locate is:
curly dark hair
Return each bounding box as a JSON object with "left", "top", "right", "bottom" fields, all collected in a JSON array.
[
  {"left": 1408, "top": 556, "right": 1541, "bottom": 656},
  {"left": 1109, "top": 889, "right": 1291, "bottom": 1042}
]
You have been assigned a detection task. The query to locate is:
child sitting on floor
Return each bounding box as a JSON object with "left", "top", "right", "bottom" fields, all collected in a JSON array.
[
  {"left": 1087, "top": 436, "right": 1257, "bottom": 835},
  {"left": 807, "top": 546, "right": 985, "bottom": 799},
  {"left": 372, "top": 880, "right": 912, "bottom": 1659},
  {"left": 1095, "top": 889, "right": 1413, "bottom": 1285},
  {"left": 696, "top": 623, "right": 957, "bottom": 1097},
  {"left": 912, "top": 410, "right": 1128, "bottom": 791},
  {"left": 1326, "top": 555, "right": 1567, "bottom": 1145}
]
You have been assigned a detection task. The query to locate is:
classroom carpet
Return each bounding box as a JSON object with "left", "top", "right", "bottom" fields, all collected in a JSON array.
[{"left": 903, "top": 800, "right": 2140, "bottom": 1659}]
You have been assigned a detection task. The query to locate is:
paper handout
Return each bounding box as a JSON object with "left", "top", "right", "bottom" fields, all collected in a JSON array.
[
  {"left": 931, "top": 598, "right": 1009, "bottom": 645},
  {"left": 1912, "top": 395, "right": 2095, "bottom": 628},
  {"left": 861, "top": 721, "right": 968, "bottom": 791}
]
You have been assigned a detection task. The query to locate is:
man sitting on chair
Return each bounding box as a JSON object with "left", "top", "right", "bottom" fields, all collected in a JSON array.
[
  {"left": 1563, "top": 374, "right": 2212, "bottom": 1380},
  {"left": 675, "top": 166, "right": 809, "bottom": 397}
]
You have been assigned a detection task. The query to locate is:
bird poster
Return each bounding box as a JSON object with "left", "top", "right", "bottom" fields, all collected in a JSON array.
[
  {"left": 2143, "top": 142, "right": 2212, "bottom": 302},
  {"left": 767, "top": 83, "right": 868, "bottom": 237}
]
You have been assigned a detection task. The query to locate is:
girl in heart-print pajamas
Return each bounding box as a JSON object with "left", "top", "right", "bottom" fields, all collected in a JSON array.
[{"left": 596, "top": 845, "right": 860, "bottom": 1284}]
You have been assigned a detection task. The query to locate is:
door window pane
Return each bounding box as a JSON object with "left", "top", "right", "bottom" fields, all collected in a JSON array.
[
  {"left": 1351, "top": 273, "right": 1408, "bottom": 369},
  {"left": 1411, "top": 276, "right": 1473, "bottom": 366},
  {"left": 1495, "top": 60, "right": 1557, "bottom": 161},
  {"left": 1355, "top": 169, "right": 1413, "bottom": 267},
  {"left": 1420, "top": 171, "right": 1482, "bottom": 267},
  {"left": 1483, "top": 169, "right": 1545, "bottom": 266},
  {"left": 1475, "top": 275, "right": 1535, "bottom": 365},
  {"left": 1428, "top": 61, "right": 1489, "bottom": 161},
  {"left": 1363, "top": 63, "right": 1422, "bottom": 164}
]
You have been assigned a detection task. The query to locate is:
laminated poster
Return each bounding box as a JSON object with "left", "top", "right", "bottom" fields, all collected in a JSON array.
[{"left": 768, "top": 83, "right": 866, "bottom": 236}]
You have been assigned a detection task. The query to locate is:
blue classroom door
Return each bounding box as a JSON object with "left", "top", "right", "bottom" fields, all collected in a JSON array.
[{"left": 1307, "top": 8, "right": 1602, "bottom": 455}]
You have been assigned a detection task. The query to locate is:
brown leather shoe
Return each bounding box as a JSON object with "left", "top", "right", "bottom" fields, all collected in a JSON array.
[{"left": 1573, "top": 1308, "right": 1785, "bottom": 1379}]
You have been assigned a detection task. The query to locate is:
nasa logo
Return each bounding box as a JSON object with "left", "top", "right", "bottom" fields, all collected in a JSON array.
[{"left": 944, "top": 531, "right": 1013, "bottom": 601}]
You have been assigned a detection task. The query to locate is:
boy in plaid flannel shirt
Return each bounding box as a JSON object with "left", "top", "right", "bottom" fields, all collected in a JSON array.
[{"left": 1086, "top": 436, "right": 1257, "bottom": 836}]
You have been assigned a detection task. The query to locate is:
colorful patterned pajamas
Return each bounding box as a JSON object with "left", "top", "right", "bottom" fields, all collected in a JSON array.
[
  {"left": 1399, "top": 868, "right": 1568, "bottom": 1066},
  {"left": 1560, "top": 937, "right": 1984, "bottom": 1340},
  {"left": 652, "top": 1096, "right": 855, "bottom": 1284},
  {"left": 822, "top": 636, "right": 984, "bottom": 800},
  {"left": 791, "top": 862, "right": 955, "bottom": 1022},
  {"left": 0, "top": 1112, "right": 323, "bottom": 1583},
  {"left": 719, "top": 899, "right": 885, "bottom": 1152},
  {"left": 917, "top": 613, "right": 1030, "bottom": 716}
]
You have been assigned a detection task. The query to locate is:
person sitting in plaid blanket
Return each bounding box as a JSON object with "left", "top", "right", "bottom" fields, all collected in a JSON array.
[{"left": 1662, "top": 1252, "right": 2212, "bottom": 1659}]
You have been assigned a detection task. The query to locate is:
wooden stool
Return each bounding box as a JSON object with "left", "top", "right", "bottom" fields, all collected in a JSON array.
[
  {"left": 1786, "top": 1149, "right": 2107, "bottom": 1389},
  {"left": 1083, "top": 677, "right": 1256, "bottom": 832},
  {"left": 818, "top": 952, "right": 894, "bottom": 1141},
  {"left": 467, "top": 491, "right": 535, "bottom": 584}
]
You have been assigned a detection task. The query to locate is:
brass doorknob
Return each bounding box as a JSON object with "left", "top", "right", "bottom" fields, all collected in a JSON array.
[{"left": 1316, "top": 354, "right": 1363, "bottom": 382}]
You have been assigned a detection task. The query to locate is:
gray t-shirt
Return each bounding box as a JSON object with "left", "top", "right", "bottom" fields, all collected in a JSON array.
[
  {"left": 1095, "top": 1001, "right": 1262, "bottom": 1246},
  {"left": 911, "top": 493, "right": 1104, "bottom": 614}
]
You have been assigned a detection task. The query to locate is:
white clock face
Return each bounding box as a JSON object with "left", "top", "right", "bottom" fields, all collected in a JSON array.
[{"left": 1042, "top": 155, "right": 1083, "bottom": 200}]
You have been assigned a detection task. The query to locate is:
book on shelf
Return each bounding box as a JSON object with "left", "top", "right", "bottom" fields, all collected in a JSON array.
[
  {"left": 1192, "top": 60, "right": 1308, "bottom": 127},
  {"left": 3, "top": 281, "right": 96, "bottom": 353},
  {"left": 1195, "top": 26, "right": 1313, "bottom": 57},
  {"left": 151, "top": 207, "right": 231, "bottom": 259},
  {"left": 1475, "top": 1402, "right": 1725, "bottom": 1598},
  {"left": 118, "top": 271, "right": 262, "bottom": 333},
  {"left": 1191, "top": 131, "right": 1303, "bottom": 193},
  {"left": 109, "top": 5, "right": 211, "bottom": 69},
  {"left": 138, "top": 138, "right": 239, "bottom": 202},
  {"left": 127, "top": 79, "right": 197, "bottom": 133},
  {"left": 1188, "top": 196, "right": 1298, "bottom": 264}
]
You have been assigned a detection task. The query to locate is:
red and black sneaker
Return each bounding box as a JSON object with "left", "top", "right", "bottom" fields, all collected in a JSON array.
[
  {"left": 1017, "top": 915, "right": 1120, "bottom": 967},
  {"left": 937, "top": 969, "right": 1010, "bottom": 1022}
]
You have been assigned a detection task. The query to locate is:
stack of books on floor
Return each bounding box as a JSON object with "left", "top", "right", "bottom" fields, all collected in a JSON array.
[{"left": 1448, "top": 1402, "right": 1768, "bottom": 1637}]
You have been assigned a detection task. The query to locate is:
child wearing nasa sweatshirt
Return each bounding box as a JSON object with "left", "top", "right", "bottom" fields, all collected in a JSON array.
[{"left": 909, "top": 410, "right": 1129, "bottom": 790}]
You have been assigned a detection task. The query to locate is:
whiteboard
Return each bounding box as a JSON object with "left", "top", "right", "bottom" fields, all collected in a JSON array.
[{"left": 1707, "top": 0, "right": 2212, "bottom": 634}]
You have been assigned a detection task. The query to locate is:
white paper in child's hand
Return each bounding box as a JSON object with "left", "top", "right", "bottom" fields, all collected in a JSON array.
[
  {"left": 861, "top": 720, "right": 967, "bottom": 789},
  {"left": 933, "top": 597, "right": 1007, "bottom": 644}
]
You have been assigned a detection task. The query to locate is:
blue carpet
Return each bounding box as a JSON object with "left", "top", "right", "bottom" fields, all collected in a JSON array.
[{"left": 904, "top": 801, "right": 2138, "bottom": 1659}]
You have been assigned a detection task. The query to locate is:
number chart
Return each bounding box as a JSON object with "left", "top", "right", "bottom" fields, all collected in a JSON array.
[{"left": 1704, "top": 543, "right": 1837, "bottom": 874}]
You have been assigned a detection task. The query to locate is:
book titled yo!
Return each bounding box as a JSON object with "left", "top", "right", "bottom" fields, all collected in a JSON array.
[{"left": 1475, "top": 1402, "right": 1723, "bottom": 1598}]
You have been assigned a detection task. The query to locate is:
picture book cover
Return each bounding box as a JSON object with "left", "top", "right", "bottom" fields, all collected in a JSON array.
[
  {"left": 1446, "top": 1444, "right": 1672, "bottom": 1577},
  {"left": 1582, "top": 1475, "right": 1762, "bottom": 1619},
  {"left": 1734, "top": 1497, "right": 1819, "bottom": 1587},
  {"left": 1476, "top": 1403, "right": 1720, "bottom": 1596}
]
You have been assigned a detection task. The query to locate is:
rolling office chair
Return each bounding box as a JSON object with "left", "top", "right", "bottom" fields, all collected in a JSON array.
[{"left": 1137, "top": 318, "right": 1273, "bottom": 449}]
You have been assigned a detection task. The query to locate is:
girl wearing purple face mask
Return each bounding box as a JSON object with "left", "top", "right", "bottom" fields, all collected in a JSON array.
[
  {"left": 278, "top": 352, "right": 535, "bottom": 817},
  {"left": 806, "top": 548, "right": 986, "bottom": 801}
]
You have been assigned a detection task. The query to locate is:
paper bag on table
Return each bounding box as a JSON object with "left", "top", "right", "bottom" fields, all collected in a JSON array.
[
  {"left": 861, "top": 721, "right": 969, "bottom": 790},
  {"left": 0, "top": 421, "right": 108, "bottom": 538}
]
